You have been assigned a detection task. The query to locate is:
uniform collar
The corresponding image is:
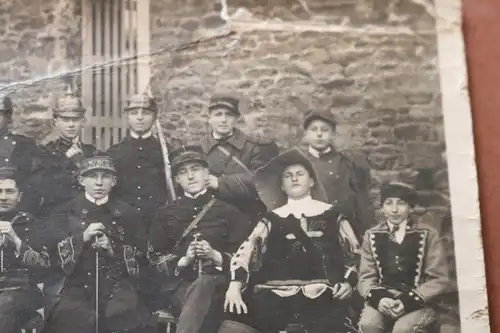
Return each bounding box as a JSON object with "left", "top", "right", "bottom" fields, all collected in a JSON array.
[
  {"left": 85, "top": 192, "right": 109, "bottom": 206},
  {"left": 308, "top": 146, "right": 332, "bottom": 158},
  {"left": 184, "top": 188, "right": 208, "bottom": 199},
  {"left": 201, "top": 128, "right": 246, "bottom": 153},
  {"left": 130, "top": 130, "right": 153, "bottom": 139}
]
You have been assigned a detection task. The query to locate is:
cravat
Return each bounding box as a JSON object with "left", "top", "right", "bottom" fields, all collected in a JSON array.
[{"left": 389, "top": 224, "right": 400, "bottom": 243}]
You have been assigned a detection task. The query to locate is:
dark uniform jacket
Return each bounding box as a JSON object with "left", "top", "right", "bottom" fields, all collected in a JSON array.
[
  {"left": 0, "top": 210, "right": 46, "bottom": 332},
  {"left": 358, "top": 217, "right": 449, "bottom": 313},
  {"left": 303, "top": 147, "right": 375, "bottom": 237},
  {"left": 149, "top": 191, "right": 252, "bottom": 289},
  {"left": 37, "top": 194, "right": 150, "bottom": 331},
  {"left": 36, "top": 137, "right": 97, "bottom": 216},
  {"left": 0, "top": 129, "right": 42, "bottom": 214},
  {"left": 200, "top": 129, "right": 278, "bottom": 219},
  {"left": 107, "top": 135, "right": 170, "bottom": 225}
]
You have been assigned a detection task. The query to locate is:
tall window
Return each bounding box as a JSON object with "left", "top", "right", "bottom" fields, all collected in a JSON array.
[{"left": 81, "top": 0, "right": 150, "bottom": 150}]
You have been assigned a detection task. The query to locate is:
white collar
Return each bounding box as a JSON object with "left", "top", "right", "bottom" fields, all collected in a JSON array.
[
  {"left": 212, "top": 131, "right": 233, "bottom": 140},
  {"left": 387, "top": 219, "right": 408, "bottom": 232},
  {"left": 130, "top": 130, "right": 152, "bottom": 139},
  {"left": 184, "top": 188, "right": 208, "bottom": 199},
  {"left": 85, "top": 192, "right": 109, "bottom": 206},
  {"left": 308, "top": 146, "right": 332, "bottom": 158},
  {"left": 273, "top": 195, "right": 331, "bottom": 218}
]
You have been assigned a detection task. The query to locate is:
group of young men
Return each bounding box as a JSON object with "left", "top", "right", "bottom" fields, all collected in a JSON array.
[{"left": 0, "top": 88, "right": 452, "bottom": 333}]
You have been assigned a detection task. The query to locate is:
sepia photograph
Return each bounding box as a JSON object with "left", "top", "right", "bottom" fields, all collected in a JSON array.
[{"left": 0, "top": 0, "right": 489, "bottom": 332}]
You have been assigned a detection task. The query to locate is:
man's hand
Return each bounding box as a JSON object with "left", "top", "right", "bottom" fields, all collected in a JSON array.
[
  {"left": 389, "top": 299, "right": 405, "bottom": 318},
  {"left": 206, "top": 175, "right": 219, "bottom": 190},
  {"left": 66, "top": 143, "right": 84, "bottom": 161},
  {"left": 331, "top": 282, "right": 353, "bottom": 300},
  {"left": 91, "top": 233, "right": 113, "bottom": 254},
  {"left": 194, "top": 240, "right": 222, "bottom": 265},
  {"left": 378, "top": 297, "right": 396, "bottom": 317},
  {"left": 177, "top": 242, "right": 197, "bottom": 268},
  {"left": 83, "top": 223, "right": 105, "bottom": 242},
  {"left": 224, "top": 281, "right": 247, "bottom": 314},
  {"left": 0, "top": 221, "right": 21, "bottom": 252}
]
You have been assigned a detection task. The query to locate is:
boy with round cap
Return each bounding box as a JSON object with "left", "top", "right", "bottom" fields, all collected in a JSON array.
[
  {"left": 37, "top": 86, "right": 98, "bottom": 216},
  {"left": 107, "top": 92, "right": 171, "bottom": 226},
  {"left": 0, "top": 164, "right": 46, "bottom": 333},
  {"left": 357, "top": 181, "right": 449, "bottom": 333},
  {"left": 220, "top": 147, "right": 359, "bottom": 333},
  {"left": 199, "top": 93, "right": 279, "bottom": 220},
  {"left": 149, "top": 145, "right": 252, "bottom": 333},
  {"left": 301, "top": 109, "right": 375, "bottom": 238},
  {"left": 40, "top": 153, "right": 151, "bottom": 333}
]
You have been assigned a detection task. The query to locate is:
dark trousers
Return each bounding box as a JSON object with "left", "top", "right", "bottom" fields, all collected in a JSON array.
[
  {"left": 172, "top": 274, "right": 229, "bottom": 333},
  {"left": 0, "top": 289, "right": 43, "bottom": 333},
  {"left": 222, "top": 289, "right": 351, "bottom": 333},
  {"left": 41, "top": 285, "right": 153, "bottom": 333}
]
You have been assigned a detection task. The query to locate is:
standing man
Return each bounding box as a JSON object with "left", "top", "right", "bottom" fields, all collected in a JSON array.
[
  {"left": 41, "top": 154, "right": 151, "bottom": 333},
  {"left": 200, "top": 94, "right": 278, "bottom": 219},
  {"left": 37, "top": 87, "right": 97, "bottom": 216},
  {"left": 301, "top": 109, "right": 375, "bottom": 238},
  {"left": 107, "top": 92, "right": 171, "bottom": 228},
  {"left": 0, "top": 164, "right": 46, "bottom": 333},
  {"left": 0, "top": 95, "right": 42, "bottom": 214},
  {"left": 149, "top": 145, "right": 252, "bottom": 333}
]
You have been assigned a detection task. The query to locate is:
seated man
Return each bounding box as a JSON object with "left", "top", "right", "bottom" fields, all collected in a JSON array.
[
  {"left": 0, "top": 164, "right": 45, "bottom": 333},
  {"left": 357, "top": 182, "right": 450, "bottom": 333},
  {"left": 40, "top": 154, "right": 151, "bottom": 333},
  {"left": 149, "top": 146, "right": 252, "bottom": 333},
  {"left": 219, "top": 147, "right": 359, "bottom": 333}
]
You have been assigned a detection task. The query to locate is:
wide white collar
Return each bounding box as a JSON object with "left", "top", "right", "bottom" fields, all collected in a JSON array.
[
  {"left": 273, "top": 195, "right": 331, "bottom": 218},
  {"left": 85, "top": 192, "right": 109, "bottom": 206}
]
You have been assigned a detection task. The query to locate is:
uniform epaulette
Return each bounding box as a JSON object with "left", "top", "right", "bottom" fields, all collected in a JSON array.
[{"left": 12, "top": 211, "right": 35, "bottom": 224}]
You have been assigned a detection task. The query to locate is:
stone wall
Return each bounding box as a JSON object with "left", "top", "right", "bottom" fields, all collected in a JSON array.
[
  {"left": 150, "top": 0, "right": 447, "bottom": 217},
  {"left": 0, "top": 0, "right": 82, "bottom": 140}
]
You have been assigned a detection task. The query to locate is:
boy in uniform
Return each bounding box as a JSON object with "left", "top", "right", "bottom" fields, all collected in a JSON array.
[
  {"left": 301, "top": 110, "right": 375, "bottom": 239},
  {"left": 200, "top": 94, "right": 279, "bottom": 220}
]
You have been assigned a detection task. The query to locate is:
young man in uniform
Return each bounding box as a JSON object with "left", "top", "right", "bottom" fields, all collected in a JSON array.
[
  {"left": 37, "top": 87, "right": 97, "bottom": 216},
  {"left": 200, "top": 94, "right": 279, "bottom": 219},
  {"left": 40, "top": 154, "right": 151, "bottom": 333},
  {"left": 357, "top": 182, "right": 449, "bottom": 333},
  {"left": 0, "top": 95, "right": 42, "bottom": 214},
  {"left": 0, "top": 164, "right": 46, "bottom": 333},
  {"left": 107, "top": 92, "right": 171, "bottom": 228},
  {"left": 301, "top": 109, "right": 375, "bottom": 239},
  {"left": 149, "top": 145, "right": 252, "bottom": 333}
]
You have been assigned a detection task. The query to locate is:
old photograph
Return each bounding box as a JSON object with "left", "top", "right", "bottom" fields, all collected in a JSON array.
[{"left": 0, "top": 0, "right": 489, "bottom": 332}]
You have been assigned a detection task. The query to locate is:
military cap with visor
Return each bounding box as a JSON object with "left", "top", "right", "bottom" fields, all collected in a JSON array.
[
  {"left": 0, "top": 95, "right": 13, "bottom": 115},
  {"left": 52, "top": 86, "right": 86, "bottom": 118},
  {"left": 303, "top": 110, "right": 338, "bottom": 130},
  {"left": 124, "top": 93, "right": 158, "bottom": 113},
  {"left": 169, "top": 145, "right": 208, "bottom": 176},
  {"left": 208, "top": 94, "right": 240, "bottom": 116},
  {"left": 79, "top": 154, "right": 116, "bottom": 176}
]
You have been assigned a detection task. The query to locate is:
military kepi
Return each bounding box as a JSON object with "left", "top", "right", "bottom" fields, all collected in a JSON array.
[
  {"left": 79, "top": 155, "right": 116, "bottom": 176},
  {"left": 208, "top": 94, "right": 240, "bottom": 115},
  {"left": 0, "top": 95, "right": 13, "bottom": 114},
  {"left": 380, "top": 181, "right": 417, "bottom": 207},
  {"left": 170, "top": 145, "right": 208, "bottom": 175},
  {"left": 303, "top": 110, "right": 337, "bottom": 129},
  {"left": 53, "top": 86, "right": 86, "bottom": 118},
  {"left": 125, "top": 93, "right": 158, "bottom": 112}
]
